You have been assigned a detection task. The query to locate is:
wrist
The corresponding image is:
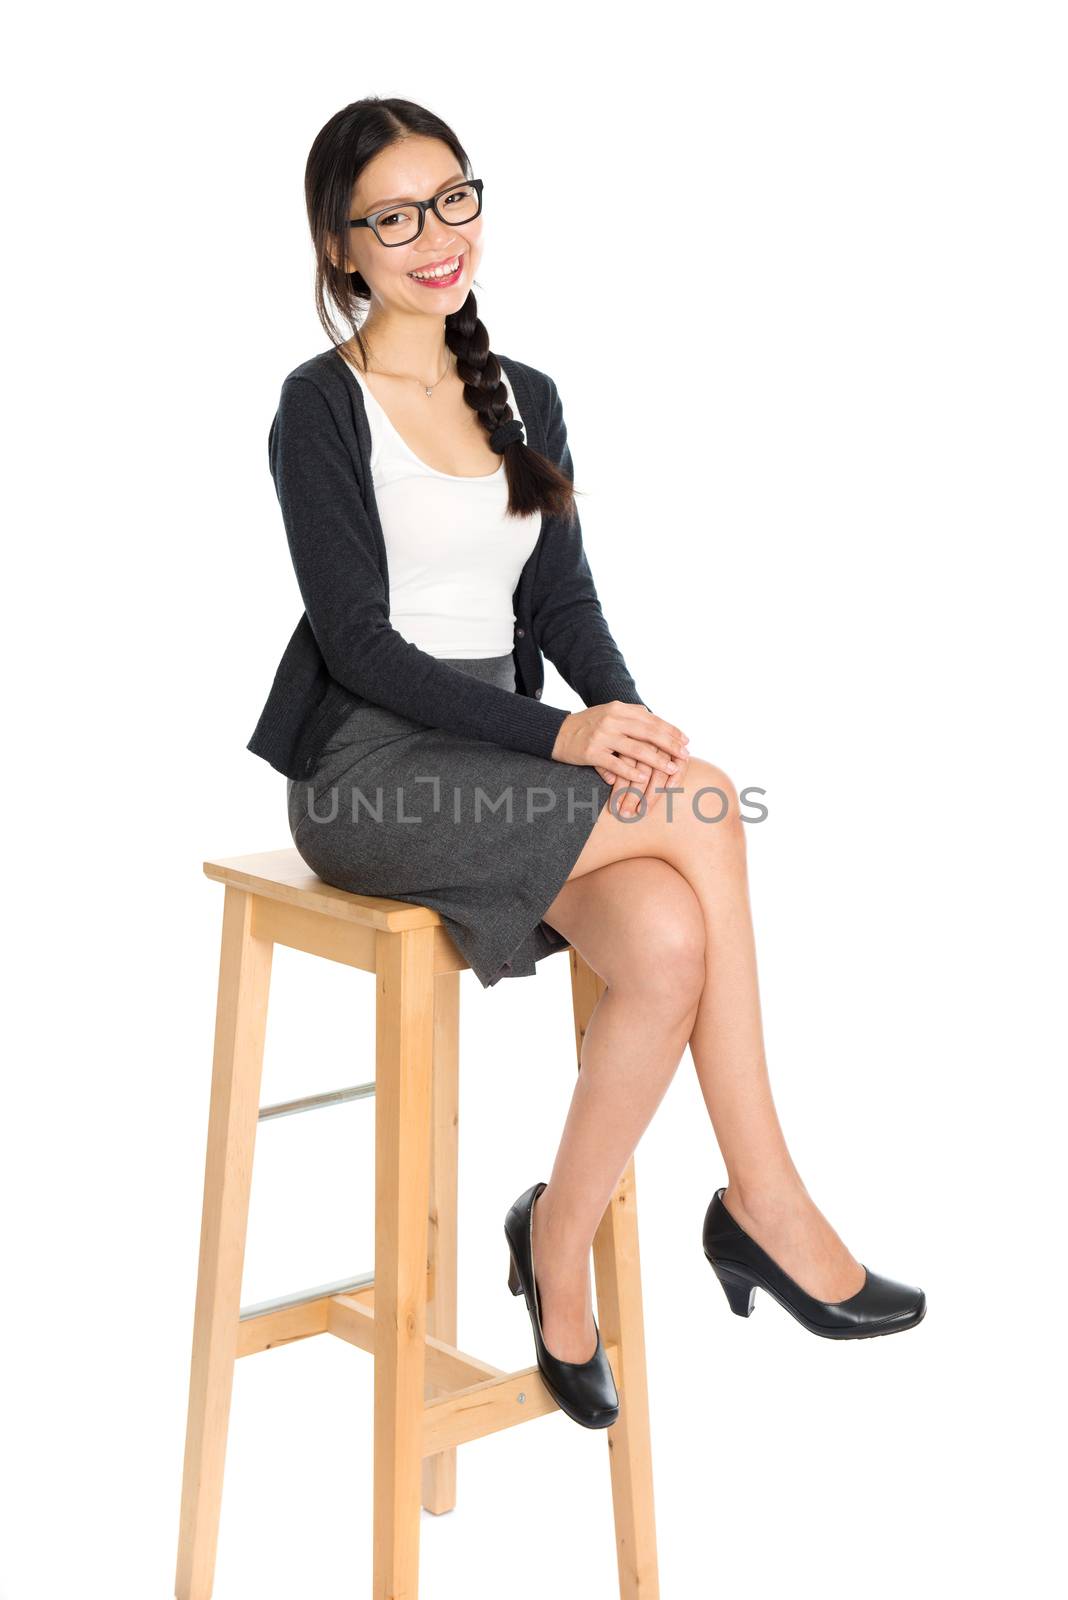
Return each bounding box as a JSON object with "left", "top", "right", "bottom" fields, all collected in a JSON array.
[{"left": 551, "top": 711, "right": 575, "bottom": 760}]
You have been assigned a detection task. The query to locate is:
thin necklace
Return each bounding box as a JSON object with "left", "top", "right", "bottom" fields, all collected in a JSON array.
[{"left": 361, "top": 346, "right": 453, "bottom": 398}]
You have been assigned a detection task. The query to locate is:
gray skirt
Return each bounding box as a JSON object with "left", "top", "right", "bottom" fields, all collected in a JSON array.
[{"left": 286, "top": 653, "right": 615, "bottom": 989}]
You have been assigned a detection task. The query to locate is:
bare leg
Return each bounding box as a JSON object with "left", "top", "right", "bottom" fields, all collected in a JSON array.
[
  {"left": 533, "top": 859, "right": 706, "bottom": 1360},
  {"left": 546, "top": 758, "right": 865, "bottom": 1304}
]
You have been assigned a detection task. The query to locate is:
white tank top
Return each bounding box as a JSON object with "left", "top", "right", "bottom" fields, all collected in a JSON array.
[{"left": 342, "top": 356, "right": 542, "bottom": 657}]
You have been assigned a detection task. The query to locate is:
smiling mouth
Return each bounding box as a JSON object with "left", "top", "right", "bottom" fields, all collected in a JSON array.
[{"left": 407, "top": 251, "right": 465, "bottom": 284}]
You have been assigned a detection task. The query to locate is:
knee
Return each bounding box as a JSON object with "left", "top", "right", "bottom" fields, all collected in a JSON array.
[
  {"left": 683, "top": 757, "right": 747, "bottom": 843},
  {"left": 619, "top": 889, "right": 706, "bottom": 1015}
]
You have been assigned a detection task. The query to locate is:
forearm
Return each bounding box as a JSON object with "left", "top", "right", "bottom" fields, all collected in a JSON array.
[
  {"left": 313, "top": 615, "right": 570, "bottom": 758},
  {"left": 533, "top": 587, "right": 645, "bottom": 709}
]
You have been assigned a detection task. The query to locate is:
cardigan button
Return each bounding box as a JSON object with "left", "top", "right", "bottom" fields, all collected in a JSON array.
[
  {"left": 534, "top": 688, "right": 542, "bottom": 698},
  {"left": 515, "top": 626, "right": 525, "bottom": 637}
]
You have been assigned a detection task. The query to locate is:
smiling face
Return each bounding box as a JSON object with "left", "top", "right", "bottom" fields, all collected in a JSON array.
[{"left": 340, "top": 135, "right": 484, "bottom": 315}]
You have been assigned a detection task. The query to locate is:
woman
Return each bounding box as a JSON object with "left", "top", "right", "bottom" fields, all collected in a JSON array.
[{"left": 247, "top": 96, "right": 926, "bottom": 1431}]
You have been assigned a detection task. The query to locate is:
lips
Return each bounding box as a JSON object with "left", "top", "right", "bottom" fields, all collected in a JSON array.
[
  {"left": 407, "top": 250, "right": 465, "bottom": 284},
  {"left": 412, "top": 251, "right": 462, "bottom": 273}
]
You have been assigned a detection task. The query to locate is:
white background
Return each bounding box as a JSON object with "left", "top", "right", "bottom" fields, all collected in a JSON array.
[{"left": 3, "top": 3, "right": 1065, "bottom": 1596}]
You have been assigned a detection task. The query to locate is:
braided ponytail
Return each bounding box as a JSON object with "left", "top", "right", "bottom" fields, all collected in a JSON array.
[{"left": 443, "top": 290, "right": 577, "bottom": 524}]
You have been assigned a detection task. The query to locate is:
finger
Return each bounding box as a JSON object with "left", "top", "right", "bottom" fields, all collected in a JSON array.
[
  {"left": 650, "top": 754, "right": 688, "bottom": 812},
  {"left": 600, "top": 749, "right": 648, "bottom": 784},
  {"left": 643, "top": 765, "right": 667, "bottom": 815},
  {"left": 650, "top": 744, "right": 682, "bottom": 780},
  {"left": 616, "top": 763, "right": 652, "bottom": 818},
  {"left": 600, "top": 742, "right": 676, "bottom": 783},
  {"left": 611, "top": 704, "right": 690, "bottom": 759},
  {"left": 606, "top": 765, "right": 636, "bottom": 816},
  {"left": 628, "top": 753, "right": 686, "bottom": 819},
  {"left": 609, "top": 735, "right": 686, "bottom": 776}
]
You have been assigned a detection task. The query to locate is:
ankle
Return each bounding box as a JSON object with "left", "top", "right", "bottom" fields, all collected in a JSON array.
[
  {"left": 532, "top": 1186, "right": 593, "bottom": 1277},
  {"left": 723, "top": 1172, "right": 809, "bottom": 1228}
]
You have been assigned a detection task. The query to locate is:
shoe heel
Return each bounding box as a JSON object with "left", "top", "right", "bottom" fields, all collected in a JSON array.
[
  {"left": 708, "top": 1256, "right": 757, "bottom": 1317},
  {"left": 506, "top": 1249, "right": 524, "bottom": 1296}
]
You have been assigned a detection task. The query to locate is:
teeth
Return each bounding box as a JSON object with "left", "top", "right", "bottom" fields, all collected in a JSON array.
[{"left": 409, "top": 255, "right": 461, "bottom": 280}]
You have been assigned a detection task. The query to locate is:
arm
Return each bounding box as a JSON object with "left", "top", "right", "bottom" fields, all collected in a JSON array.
[
  {"left": 529, "top": 374, "right": 650, "bottom": 714},
  {"left": 270, "top": 375, "right": 570, "bottom": 760}
]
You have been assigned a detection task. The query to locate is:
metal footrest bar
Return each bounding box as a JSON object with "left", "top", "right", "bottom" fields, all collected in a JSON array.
[
  {"left": 258, "top": 1080, "right": 376, "bottom": 1121},
  {"left": 239, "top": 1269, "right": 374, "bottom": 1321}
]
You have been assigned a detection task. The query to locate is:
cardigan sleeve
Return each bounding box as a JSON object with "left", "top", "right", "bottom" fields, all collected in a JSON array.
[
  {"left": 269, "top": 375, "right": 571, "bottom": 760},
  {"left": 529, "top": 375, "right": 649, "bottom": 714}
]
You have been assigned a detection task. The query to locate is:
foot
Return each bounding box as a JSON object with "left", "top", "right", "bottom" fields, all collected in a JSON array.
[
  {"left": 530, "top": 1188, "right": 599, "bottom": 1362},
  {"left": 720, "top": 1180, "right": 867, "bottom": 1303}
]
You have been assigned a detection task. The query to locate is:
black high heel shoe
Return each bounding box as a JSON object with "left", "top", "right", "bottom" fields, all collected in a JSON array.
[
  {"left": 503, "top": 1182, "right": 620, "bottom": 1429},
  {"left": 703, "top": 1186, "right": 926, "bottom": 1339}
]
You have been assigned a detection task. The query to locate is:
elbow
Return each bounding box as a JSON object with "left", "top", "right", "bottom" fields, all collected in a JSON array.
[{"left": 312, "top": 616, "right": 397, "bottom": 702}]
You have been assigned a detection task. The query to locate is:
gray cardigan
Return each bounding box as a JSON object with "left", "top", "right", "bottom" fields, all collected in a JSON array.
[{"left": 246, "top": 346, "right": 646, "bottom": 781}]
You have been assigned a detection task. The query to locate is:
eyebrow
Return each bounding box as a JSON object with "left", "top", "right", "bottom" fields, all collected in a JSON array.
[{"left": 362, "top": 173, "right": 468, "bottom": 215}]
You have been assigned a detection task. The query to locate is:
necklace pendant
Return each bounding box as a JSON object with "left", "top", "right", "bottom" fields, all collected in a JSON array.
[{"left": 425, "top": 386, "right": 433, "bottom": 398}]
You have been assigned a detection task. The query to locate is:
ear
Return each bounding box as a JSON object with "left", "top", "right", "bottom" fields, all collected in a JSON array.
[{"left": 325, "top": 232, "right": 350, "bottom": 273}]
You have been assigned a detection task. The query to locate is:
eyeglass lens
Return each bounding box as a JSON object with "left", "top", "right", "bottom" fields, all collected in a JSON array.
[{"left": 375, "top": 183, "right": 480, "bottom": 243}]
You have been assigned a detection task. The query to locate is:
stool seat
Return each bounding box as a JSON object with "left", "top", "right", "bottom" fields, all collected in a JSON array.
[
  {"left": 204, "top": 848, "right": 444, "bottom": 929},
  {"left": 175, "top": 848, "right": 660, "bottom": 1598}
]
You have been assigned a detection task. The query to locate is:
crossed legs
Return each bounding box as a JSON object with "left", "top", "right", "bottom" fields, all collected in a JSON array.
[{"left": 536, "top": 757, "right": 865, "bottom": 1362}]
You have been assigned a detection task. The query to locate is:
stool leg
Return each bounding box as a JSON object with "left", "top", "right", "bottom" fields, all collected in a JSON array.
[
  {"left": 373, "top": 926, "right": 436, "bottom": 1600},
  {"left": 570, "top": 951, "right": 661, "bottom": 1600},
  {"left": 423, "top": 968, "right": 460, "bottom": 1515},
  {"left": 175, "top": 886, "right": 273, "bottom": 1600}
]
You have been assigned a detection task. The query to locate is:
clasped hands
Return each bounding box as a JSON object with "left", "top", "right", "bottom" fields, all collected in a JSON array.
[{"left": 551, "top": 701, "right": 691, "bottom": 820}]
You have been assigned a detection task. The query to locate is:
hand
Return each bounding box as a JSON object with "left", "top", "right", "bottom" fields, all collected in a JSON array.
[
  {"left": 551, "top": 701, "right": 690, "bottom": 801},
  {"left": 600, "top": 745, "right": 691, "bottom": 819},
  {"left": 594, "top": 705, "right": 690, "bottom": 819}
]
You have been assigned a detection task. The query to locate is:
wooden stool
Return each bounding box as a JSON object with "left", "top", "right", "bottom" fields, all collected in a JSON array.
[{"left": 175, "top": 849, "right": 659, "bottom": 1599}]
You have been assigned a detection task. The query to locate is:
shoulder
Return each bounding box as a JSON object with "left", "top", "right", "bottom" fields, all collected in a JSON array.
[
  {"left": 497, "top": 351, "right": 558, "bottom": 408},
  {"left": 269, "top": 348, "right": 367, "bottom": 481},
  {"left": 278, "top": 346, "right": 352, "bottom": 399},
  {"left": 272, "top": 348, "right": 365, "bottom": 443},
  {"left": 496, "top": 354, "right": 565, "bottom": 456},
  {"left": 286, "top": 346, "right": 348, "bottom": 384}
]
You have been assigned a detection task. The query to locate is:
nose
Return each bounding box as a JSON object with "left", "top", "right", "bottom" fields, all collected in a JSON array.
[
  {"left": 420, "top": 211, "right": 460, "bottom": 252},
  {"left": 422, "top": 203, "right": 470, "bottom": 249}
]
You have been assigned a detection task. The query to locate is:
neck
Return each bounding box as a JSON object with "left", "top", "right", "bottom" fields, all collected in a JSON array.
[{"left": 353, "top": 309, "right": 451, "bottom": 386}]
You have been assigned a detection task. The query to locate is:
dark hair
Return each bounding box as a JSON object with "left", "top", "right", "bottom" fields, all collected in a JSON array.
[{"left": 304, "top": 96, "right": 577, "bottom": 524}]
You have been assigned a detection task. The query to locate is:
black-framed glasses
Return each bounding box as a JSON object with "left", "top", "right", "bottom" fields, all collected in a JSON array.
[{"left": 347, "top": 178, "right": 484, "bottom": 247}]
